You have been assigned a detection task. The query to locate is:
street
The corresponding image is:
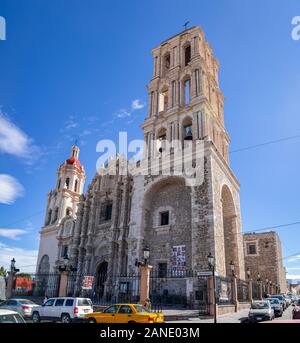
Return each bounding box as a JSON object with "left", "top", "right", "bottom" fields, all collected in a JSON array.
[{"left": 166, "top": 305, "right": 294, "bottom": 323}]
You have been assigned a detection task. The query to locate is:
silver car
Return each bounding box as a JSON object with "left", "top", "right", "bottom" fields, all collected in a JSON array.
[
  {"left": 0, "top": 299, "right": 39, "bottom": 319},
  {"left": 248, "top": 300, "right": 275, "bottom": 323}
]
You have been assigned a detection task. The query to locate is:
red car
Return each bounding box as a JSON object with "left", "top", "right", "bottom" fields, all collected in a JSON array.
[{"left": 292, "top": 298, "right": 300, "bottom": 319}]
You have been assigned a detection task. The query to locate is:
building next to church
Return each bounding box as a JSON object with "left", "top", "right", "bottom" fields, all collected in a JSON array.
[
  {"left": 36, "top": 26, "right": 248, "bottom": 303},
  {"left": 243, "top": 232, "right": 287, "bottom": 293}
]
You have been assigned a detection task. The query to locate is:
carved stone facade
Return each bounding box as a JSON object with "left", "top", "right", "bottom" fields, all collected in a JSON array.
[{"left": 37, "top": 26, "right": 246, "bottom": 300}]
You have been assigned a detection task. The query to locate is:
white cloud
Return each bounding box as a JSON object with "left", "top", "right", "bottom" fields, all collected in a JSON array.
[
  {"left": 0, "top": 242, "right": 38, "bottom": 273},
  {"left": 0, "top": 174, "right": 24, "bottom": 204},
  {"left": 0, "top": 112, "right": 41, "bottom": 163},
  {"left": 114, "top": 99, "right": 145, "bottom": 120},
  {"left": 60, "top": 116, "right": 79, "bottom": 133},
  {"left": 0, "top": 229, "right": 28, "bottom": 240},
  {"left": 287, "top": 254, "right": 300, "bottom": 262},
  {"left": 287, "top": 274, "right": 300, "bottom": 280},
  {"left": 115, "top": 109, "right": 131, "bottom": 118},
  {"left": 287, "top": 267, "right": 300, "bottom": 270},
  {"left": 131, "top": 99, "right": 145, "bottom": 111}
]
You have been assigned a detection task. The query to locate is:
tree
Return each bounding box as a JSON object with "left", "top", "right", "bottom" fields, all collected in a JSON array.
[
  {"left": 0, "top": 266, "right": 7, "bottom": 277},
  {"left": 16, "top": 273, "right": 32, "bottom": 279}
]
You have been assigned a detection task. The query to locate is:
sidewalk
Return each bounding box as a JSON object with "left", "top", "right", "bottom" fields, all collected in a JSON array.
[{"left": 165, "top": 309, "right": 249, "bottom": 323}]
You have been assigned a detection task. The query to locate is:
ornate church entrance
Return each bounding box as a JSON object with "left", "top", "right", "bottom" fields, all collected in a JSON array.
[{"left": 95, "top": 261, "right": 108, "bottom": 300}]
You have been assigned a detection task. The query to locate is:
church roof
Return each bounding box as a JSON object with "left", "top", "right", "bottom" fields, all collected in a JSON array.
[{"left": 66, "top": 156, "right": 82, "bottom": 169}]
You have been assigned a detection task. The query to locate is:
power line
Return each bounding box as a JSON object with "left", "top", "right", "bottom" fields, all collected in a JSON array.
[{"left": 230, "top": 134, "right": 300, "bottom": 154}]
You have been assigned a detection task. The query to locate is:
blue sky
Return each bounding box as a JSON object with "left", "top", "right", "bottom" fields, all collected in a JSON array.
[{"left": 0, "top": 0, "right": 300, "bottom": 279}]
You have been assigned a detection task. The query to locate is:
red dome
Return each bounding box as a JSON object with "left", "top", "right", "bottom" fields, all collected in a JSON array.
[{"left": 66, "top": 157, "right": 82, "bottom": 169}]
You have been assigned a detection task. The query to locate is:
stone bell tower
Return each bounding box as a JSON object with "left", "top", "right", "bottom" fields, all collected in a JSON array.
[
  {"left": 36, "top": 145, "right": 86, "bottom": 273},
  {"left": 129, "top": 26, "right": 245, "bottom": 279}
]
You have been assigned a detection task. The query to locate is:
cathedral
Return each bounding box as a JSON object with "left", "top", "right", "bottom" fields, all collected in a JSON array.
[{"left": 36, "top": 26, "right": 245, "bottom": 301}]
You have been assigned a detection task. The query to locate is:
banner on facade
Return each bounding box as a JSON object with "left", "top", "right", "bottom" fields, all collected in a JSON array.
[
  {"left": 82, "top": 276, "right": 94, "bottom": 290},
  {"left": 171, "top": 245, "right": 186, "bottom": 273},
  {"left": 15, "top": 276, "right": 33, "bottom": 295},
  {"left": 219, "top": 280, "right": 231, "bottom": 301}
]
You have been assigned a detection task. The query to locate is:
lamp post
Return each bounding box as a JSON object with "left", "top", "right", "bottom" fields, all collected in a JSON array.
[
  {"left": 135, "top": 246, "right": 152, "bottom": 307},
  {"left": 230, "top": 261, "right": 235, "bottom": 277},
  {"left": 6, "top": 258, "right": 19, "bottom": 299},
  {"left": 10, "top": 258, "right": 15, "bottom": 272},
  {"left": 143, "top": 247, "right": 150, "bottom": 266},
  {"left": 207, "top": 253, "right": 217, "bottom": 324}
]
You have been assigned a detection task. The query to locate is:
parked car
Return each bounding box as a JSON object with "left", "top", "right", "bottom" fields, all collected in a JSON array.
[
  {"left": 283, "top": 294, "right": 291, "bottom": 307},
  {"left": 0, "top": 309, "right": 26, "bottom": 323},
  {"left": 267, "top": 298, "right": 283, "bottom": 317},
  {"left": 85, "top": 304, "right": 164, "bottom": 323},
  {"left": 269, "top": 295, "right": 286, "bottom": 310},
  {"left": 32, "top": 297, "right": 93, "bottom": 323},
  {"left": 0, "top": 298, "right": 39, "bottom": 319},
  {"left": 292, "top": 298, "right": 300, "bottom": 319},
  {"left": 248, "top": 300, "right": 275, "bottom": 323}
]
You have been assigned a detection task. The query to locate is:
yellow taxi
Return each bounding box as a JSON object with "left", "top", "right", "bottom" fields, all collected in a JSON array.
[{"left": 84, "top": 304, "right": 164, "bottom": 323}]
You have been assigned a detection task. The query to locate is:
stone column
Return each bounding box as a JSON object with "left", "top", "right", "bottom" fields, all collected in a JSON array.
[
  {"left": 208, "top": 275, "right": 216, "bottom": 317},
  {"left": 5, "top": 272, "right": 15, "bottom": 299},
  {"left": 259, "top": 281, "right": 263, "bottom": 300},
  {"left": 58, "top": 271, "right": 68, "bottom": 297},
  {"left": 139, "top": 265, "right": 152, "bottom": 305},
  {"left": 232, "top": 276, "right": 239, "bottom": 312},
  {"left": 248, "top": 280, "right": 253, "bottom": 302}
]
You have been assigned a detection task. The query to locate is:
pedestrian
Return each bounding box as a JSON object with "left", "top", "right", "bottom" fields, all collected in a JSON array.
[
  {"left": 43, "top": 295, "right": 48, "bottom": 304},
  {"left": 144, "top": 298, "right": 151, "bottom": 310}
]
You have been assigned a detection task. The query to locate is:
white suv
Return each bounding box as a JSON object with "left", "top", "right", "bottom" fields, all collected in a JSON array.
[{"left": 32, "top": 297, "right": 93, "bottom": 323}]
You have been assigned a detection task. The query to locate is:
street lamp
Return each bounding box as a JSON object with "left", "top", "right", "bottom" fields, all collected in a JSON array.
[
  {"left": 10, "top": 258, "right": 19, "bottom": 273},
  {"left": 143, "top": 247, "right": 150, "bottom": 265},
  {"left": 63, "top": 253, "right": 69, "bottom": 266},
  {"left": 207, "top": 253, "right": 217, "bottom": 324},
  {"left": 135, "top": 247, "right": 150, "bottom": 268},
  {"left": 246, "top": 267, "right": 251, "bottom": 279},
  {"left": 230, "top": 261, "right": 235, "bottom": 277},
  {"left": 10, "top": 258, "right": 16, "bottom": 272}
]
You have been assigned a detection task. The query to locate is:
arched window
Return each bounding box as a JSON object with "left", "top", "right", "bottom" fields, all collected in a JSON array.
[
  {"left": 52, "top": 207, "right": 59, "bottom": 224},
  {"left": 156, "top": 127, "right": 167, "bottom": 153},
  {"left": 158, "top": 87, "right": 168, "bottom": 112},
  {"left": 182, "top": 117, "right": 193, "bottom": 141},
  {"left": 184, "top": 78, "right": 191, "bottom": 105},
  {"left": 162, "top": 52, "right": 170, "bottom": 76},
  {"left": 194, "top": 69, "right": 200, "bottom": 96},
  {"left": 171, "top": 80, "right": 176, "bottom": 107},
  {"left": 46, "top": 209, "right": 52, "bottom": 226},
  {"left": 66, "top": 207, "right": 72, "bottom": 216},
  {"left": 38, "top": 255, "right": 50, "bottom": 274},
  {"left": 184, "top": 45, "right": 191, "bottom": 66},
  {"left": 65, "top": 177, "right": 70, "bottom": 189},
  {"left": 74, "top": 179, "right": 78, "bottom": 193}
]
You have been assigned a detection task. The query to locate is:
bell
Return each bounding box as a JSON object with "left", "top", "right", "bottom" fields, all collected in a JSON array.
[{"left": 184, "top": 127, "right": 193, "bottom": 141}]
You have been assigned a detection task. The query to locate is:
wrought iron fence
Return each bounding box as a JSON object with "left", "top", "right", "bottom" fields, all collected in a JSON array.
[
  {"left": 252, "top": 281, "right": 261, "bottom": 300},
  {"left": 216, "top": 276, "right": 233, "bottom": 305},
  {"left": 149, "top": 269, "right": 210, "bottom": 311},
  {"left": 12, "top": 273, "right": 60, "bottom": 297},
  {"left": 11, "top": 269, "right": 211, "bottom": 312},
  {"left": 237, "top": 279, "right": 249, "bottom": 302}
]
